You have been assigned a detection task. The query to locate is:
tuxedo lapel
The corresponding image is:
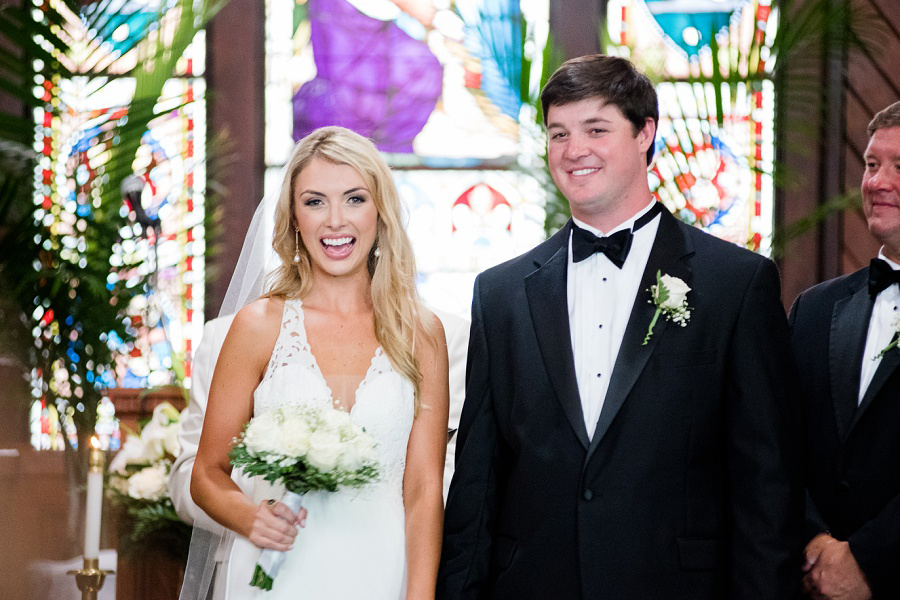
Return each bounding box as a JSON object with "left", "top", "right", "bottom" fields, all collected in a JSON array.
[
  {"left": 828, "top": 280, "right": 872, "bottom": 442},
  {"left": 587, "top": 210, "right": 693, "bottom": 459},
  {"left": 525, "top": 223, "right": 591, "bottom": 449},
  {"left": 848, "top": 317, "right": 900, "bottom": 436}
]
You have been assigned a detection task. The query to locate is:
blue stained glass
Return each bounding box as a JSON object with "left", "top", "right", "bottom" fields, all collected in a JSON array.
[{"left": 641, "top": 0, "right": 749, "bottom": 57}]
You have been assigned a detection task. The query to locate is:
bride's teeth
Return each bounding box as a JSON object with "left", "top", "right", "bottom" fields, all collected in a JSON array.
[{"left": 322, "top": 237, "right": 353, "bottom": 246}]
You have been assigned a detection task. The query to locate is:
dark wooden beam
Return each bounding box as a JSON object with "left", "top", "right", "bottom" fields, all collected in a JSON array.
[{"left": 205, "top": 0, "right": 266, "bottom": 318}]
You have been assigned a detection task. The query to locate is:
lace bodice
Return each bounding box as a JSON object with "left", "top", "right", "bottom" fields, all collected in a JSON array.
[{"left": 252, "top": 298, "right": 415, "bottom": 493}]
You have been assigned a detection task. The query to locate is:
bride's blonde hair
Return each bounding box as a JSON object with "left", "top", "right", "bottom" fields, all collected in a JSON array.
[{"left": 264, "top": 126, "right": 433, "bottom": 409}]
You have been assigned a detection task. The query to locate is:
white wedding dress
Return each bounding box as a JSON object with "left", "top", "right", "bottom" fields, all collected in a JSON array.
[{"left": 224, "top": 299, "right": 414, "bottom": 599}]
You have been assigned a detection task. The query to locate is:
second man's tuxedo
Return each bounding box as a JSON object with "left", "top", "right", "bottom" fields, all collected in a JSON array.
[
  {"left": 789, "top": 267, "right": 900, "bottom": 597},
  {"left": 438, "top": 207, "right": 803, "bottom": 600}
]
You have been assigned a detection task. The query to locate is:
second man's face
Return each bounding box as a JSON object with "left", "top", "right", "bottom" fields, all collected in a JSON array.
[
  {"left": 863, "top": 126, "right": 900, "bottom": 259},
  {"left": 546, "top": 98, "right": 654, "bottom": 225}
]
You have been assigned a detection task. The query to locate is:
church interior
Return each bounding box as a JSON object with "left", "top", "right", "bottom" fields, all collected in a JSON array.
[{"left": 0, "top": 0, "right": 897, "bottom": 598}]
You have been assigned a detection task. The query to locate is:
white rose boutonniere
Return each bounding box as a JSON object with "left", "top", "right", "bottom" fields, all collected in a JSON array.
[
  {"left": 873, "top": 312, "right": 900, "bottom": 360},
  {"left": 643, "top": 270, "right": 692, "bottom": 345}
]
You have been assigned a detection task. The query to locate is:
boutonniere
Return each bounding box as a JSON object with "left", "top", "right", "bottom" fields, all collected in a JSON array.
[
  {"left": 873, "top": 312, "right": 900, "bottom": 360},
  {"left": 643, "top": 270, "right": 692, "bottom": 346}
]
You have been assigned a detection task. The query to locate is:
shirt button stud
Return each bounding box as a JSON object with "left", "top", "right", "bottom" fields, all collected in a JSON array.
[{"left": 583, "top": 489, "right": 594, "bottom": 501}]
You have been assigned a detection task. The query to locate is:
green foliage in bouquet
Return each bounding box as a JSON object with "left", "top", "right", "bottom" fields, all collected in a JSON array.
[{"left": 230, "top": 443, "right": 379, "bottom": 496}]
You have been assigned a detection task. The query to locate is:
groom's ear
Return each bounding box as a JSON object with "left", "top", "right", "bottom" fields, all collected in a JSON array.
[{"left": 637, "top": 118, "right": 656, "bottom": 150}]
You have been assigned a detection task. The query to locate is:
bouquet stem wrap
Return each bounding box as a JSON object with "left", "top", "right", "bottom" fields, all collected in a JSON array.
[{"left": 251, "top": 491, "right": 304, "bottom": 591}]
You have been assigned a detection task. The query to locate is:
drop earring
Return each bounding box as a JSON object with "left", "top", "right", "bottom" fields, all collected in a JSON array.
[{"left": 293, "top": 229, "right": 300, "bottom": 263}]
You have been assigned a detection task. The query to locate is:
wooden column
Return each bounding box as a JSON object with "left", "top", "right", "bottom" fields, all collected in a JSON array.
[
  {"left": 551, "top": 0, "right": 605, "bottom": 58},
  {"left": 205, "top": 0, "right": 266, "bottom": 318}
]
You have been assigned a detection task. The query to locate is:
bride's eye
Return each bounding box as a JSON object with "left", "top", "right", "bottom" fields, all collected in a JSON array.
[
  {"left": 304, "top": 197, "right": 323, "bottom": 207},
  {"left": 348, "top": 195, "right": 366, "bottom": 204}
]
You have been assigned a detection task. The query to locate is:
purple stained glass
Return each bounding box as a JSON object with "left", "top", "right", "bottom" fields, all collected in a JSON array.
[{"left": 292, "top": 0, "right": 443, "bottom": 153}]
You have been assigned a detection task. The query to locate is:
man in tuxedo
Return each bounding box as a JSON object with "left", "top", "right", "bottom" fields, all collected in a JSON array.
[
  {"left": 437, "top": 54, "right": 803, "bottom": 599},
  {"left": 790, "top": 101, "right": 900, "bottom": 600}
]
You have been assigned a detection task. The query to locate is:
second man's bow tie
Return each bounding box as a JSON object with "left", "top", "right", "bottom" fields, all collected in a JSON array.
[
  {"left": 571, "top": 202, "right": 663, "bottom": 268},
  {"left": 869, "top": 257, "right": 900, "bottom": 299}
]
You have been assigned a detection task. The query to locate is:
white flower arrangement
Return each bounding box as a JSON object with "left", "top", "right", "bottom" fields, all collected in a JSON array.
[
  {"left": 229, "top": 404, "right": 379, "bottom": 591},
  {"left": 643, "top": 270, "right": 692, "bottom": 345},
  {"left": 106, "top": 401, "right": 190, "bottom": 555},
  {"left": 873, "top": 311, "right": 900, "bottom": 360}
]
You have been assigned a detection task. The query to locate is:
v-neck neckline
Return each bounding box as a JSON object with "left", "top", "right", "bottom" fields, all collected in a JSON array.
[{"left": 291, "top": 298, "right": 383, "bottom": 414}]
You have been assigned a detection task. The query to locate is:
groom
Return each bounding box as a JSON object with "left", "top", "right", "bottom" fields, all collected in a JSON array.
[{"left": 437, "top": 54, "right": 803, "bottom": 599}]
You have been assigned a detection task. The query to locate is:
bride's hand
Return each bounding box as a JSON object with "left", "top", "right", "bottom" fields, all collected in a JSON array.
[{"left": 248, "top": 499, "right": 308, "bottom": 551}]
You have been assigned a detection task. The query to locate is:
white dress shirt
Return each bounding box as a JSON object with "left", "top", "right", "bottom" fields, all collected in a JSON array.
[
  {"left": 568, "top": 201, "right": 660, "bottom": 439},
  {"left": 859, "top": 250, "right": 900, "bottom": 404}
]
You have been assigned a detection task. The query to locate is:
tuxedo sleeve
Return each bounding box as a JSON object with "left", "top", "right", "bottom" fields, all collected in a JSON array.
[
  {"left": 726, "top": 258, "right": 804, "bottom": 598},
  {"left": 788, "top": 295, "right": 831, "bottom": 541},
  {"left": 847, "top": 493, "right": 900, "bottom": 595},
  {"left": 437, "top": 275, "right": 508, "bottom": 600}
]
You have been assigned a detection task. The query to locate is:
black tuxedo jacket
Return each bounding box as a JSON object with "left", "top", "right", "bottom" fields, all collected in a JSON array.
[
  {"left": 437, "top": 209, "right": 803, "bottom": 600},
  {"left": 789, "top": 268, "right": 900, "bottom": 598}
]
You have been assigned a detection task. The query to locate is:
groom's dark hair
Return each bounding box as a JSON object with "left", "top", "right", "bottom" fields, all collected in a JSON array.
[{"left": 540, "top": 54, "right": 659, "bottom": 165}]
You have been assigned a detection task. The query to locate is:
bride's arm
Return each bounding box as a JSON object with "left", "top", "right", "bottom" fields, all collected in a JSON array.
[
  {"left": 190, "top": 298, "right": 301, "bottom": 550},
  {"left": 404, "top": 315, "right": 450, "bottom": 600}
]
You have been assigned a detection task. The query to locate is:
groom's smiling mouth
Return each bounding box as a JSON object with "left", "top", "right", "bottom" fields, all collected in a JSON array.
[{"left": 321, "top": 235, "right": 356, "bottom": 259}]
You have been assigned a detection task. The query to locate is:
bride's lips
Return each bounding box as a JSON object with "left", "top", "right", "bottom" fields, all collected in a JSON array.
[{"left": 320, "top": 235, "right": 356, "bottom": 260}]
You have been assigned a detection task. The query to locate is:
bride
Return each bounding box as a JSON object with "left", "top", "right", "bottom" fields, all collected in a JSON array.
[{"left": 190, "top": 126, "right": 449, "bottom": 599}]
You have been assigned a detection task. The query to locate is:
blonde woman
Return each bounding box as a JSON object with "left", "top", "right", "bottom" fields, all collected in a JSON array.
[{"left": 190, "top": 127, "right": 449, "bottom": 599}]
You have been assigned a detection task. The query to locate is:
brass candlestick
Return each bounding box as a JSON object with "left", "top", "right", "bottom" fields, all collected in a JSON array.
[{"left": 67, "top": 557, "right": 114, "bottom": 600}]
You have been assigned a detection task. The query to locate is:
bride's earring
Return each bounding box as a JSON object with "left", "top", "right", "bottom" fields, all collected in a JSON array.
[
  {"left": 293, "top": 228, "right": 300, "bottom": 263},
  {"left": 373, "top": 246, "right": 381, "bottom": 258}
]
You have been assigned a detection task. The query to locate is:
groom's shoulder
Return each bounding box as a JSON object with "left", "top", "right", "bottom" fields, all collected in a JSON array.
[
  {"left": 676, "top": 221, "right": 776, "bottom": 286},
  {"left": 682, "top": 221, "right": 766, "bottom": 266},
  {"left": 478, "top": 225, "right": 569, "bottom": 284}
]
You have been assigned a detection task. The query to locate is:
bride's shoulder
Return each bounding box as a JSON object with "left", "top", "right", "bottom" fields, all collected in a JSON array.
[
  {"left": 230, "top": 297, "right": 286, "bottom": 340},
  {"left": 415, "top": 308, "right": 447, "bottom": 363}
]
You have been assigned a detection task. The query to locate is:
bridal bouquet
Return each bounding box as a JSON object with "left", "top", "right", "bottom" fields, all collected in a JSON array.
[{"left": 229, "top": 404, "right": 379, "bottom": 590}]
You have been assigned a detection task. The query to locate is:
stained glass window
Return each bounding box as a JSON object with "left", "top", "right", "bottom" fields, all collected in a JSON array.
[
  {"left": 265, "top": 0, "right": 550, "bottom": 314},
  {"left": 607, "top": 0, "right": 776, "bottom": 253},
  {"left": 29, "top": 1, "right": 205, "bottom": 450}
]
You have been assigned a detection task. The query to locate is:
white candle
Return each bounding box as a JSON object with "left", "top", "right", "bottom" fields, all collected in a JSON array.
[{"left": 84, "top": 437, "right": 104, "bottom": 561}]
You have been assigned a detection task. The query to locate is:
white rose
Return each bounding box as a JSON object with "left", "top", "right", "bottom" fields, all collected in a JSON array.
[
  {"left": 280, "top": 415, "right": 311, "bottom": 457},
  {"left": 127, "top": 463, "right": 169, "bottom": 501},
  {"left": 140, "top": 421, "right": 169, "bottom": 462},
  {"left": 338, "top": 434, "right": 376, "bottom": 471},
  {"left": 109, "top": 435, "right": 149, "bottom": 473},
  {"left": 306, "top": 430, "right": 343, "bottom": 472},
  {"left": 659, "top": 275, "right": 690, "bottom": 309},
  {"left": 244, "top": 411, "right": 283, "bottom": 455},
  {"left": 320, "top": 406, "right": 351, "bottom": 432}
]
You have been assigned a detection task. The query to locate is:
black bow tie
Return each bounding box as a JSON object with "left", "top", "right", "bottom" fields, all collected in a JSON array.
[
  {"left": 869, "top": 258, "right": 900, "bottom": 299},
  {"left": 571, "top": 202, "right": 663, "bottom": 268}
]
